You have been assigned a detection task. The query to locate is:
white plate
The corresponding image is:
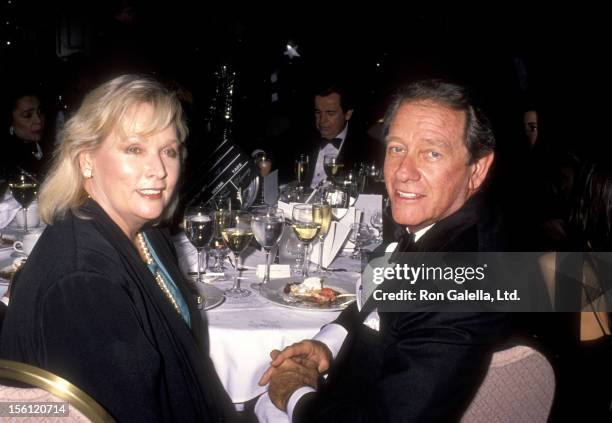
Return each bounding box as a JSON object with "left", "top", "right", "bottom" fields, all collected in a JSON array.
[
  {"left": 259, "top": 277, "right": 355, "bottom": 311},
  {"left": 199, "top": 284, "right": 225, "bottom": 311}
]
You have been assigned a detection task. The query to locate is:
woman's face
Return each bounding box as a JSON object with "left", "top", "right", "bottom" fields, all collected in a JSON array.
[
  {"left": 12, "top": 96, "right": 45, "bottom": 142},
  {"left": 81, "top": 103, "right": 181, "bottom": 238}
]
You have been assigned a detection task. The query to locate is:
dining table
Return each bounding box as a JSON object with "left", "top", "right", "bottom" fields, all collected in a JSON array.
[{"left": 173, "top": 233, "right": 363, "bottom": 404}]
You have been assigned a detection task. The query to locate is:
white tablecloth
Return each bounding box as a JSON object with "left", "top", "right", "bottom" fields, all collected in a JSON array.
[
  {"left": 202, "top": 269, "right": 358, "bottom": 403},
  {"left": 174, "top": 233, "right": 362, "bottom": 403}
]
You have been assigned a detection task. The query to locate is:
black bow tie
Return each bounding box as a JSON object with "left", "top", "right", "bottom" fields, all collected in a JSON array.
[
  {"left": 322, "top": 138, "right": 342, "bottom": 149},
  {"left": 397, "top": 231, "right": 417, "bottom": 253}
]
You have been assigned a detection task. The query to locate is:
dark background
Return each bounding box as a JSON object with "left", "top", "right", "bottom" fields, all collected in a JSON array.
[{"left": 0, "top": 1, "right": 604, "bottom": 164}]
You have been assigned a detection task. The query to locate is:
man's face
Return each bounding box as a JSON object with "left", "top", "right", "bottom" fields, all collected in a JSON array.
[
  {"left": 314, "top": 93, "right": 353, "bottom": 140},
  {"left": 523, "top": 110, "right": 538, "bottom": 146},
  {"left": 384, "top": 100, "right": 493, "bottom": 232}
]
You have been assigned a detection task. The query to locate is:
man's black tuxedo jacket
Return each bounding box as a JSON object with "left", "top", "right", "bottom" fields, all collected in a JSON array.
[{"left": 293, "top": 193, "right": 511, "bottom": 423}]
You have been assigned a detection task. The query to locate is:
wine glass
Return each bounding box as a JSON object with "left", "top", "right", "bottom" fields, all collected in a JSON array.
[
  {"left": 295, "top": 154, "right": 309, "bottom": 188},
  {"left": 209, "top": 210, "right": 231, "bottom": 272},
  {"left": 250, "top": 208, "right": 284, "bottom": 290},
  {"left": 184, "top": 205, "right": 215, "bottom": 283},
  {"left": 323, "top": 186, "right": 351, "bottom": 221},
  {"left": 222, "top": 211, "right": 254, "bottom": 298},
  {"left": 312, "top": 203, "right": 331, "bottom": 274},
  {"left": 349, "top": 223, "right": 374, "bottom": 260},
  {"left": 370, "top": 211, "right": 384, "bottom": 243},
  {"left": 291, "top": 204, "right": 320, "bottom": 277},
  {"left": 323, "top": 155, "right": 344, "bottom": 185},
  {"left": 8, "top": 171, "right": 38, "bottom": 233}
]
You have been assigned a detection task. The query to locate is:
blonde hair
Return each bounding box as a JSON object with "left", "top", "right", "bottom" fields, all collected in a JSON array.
[{"left": 39, "top": 74, "right": 188, "bottom": 224}]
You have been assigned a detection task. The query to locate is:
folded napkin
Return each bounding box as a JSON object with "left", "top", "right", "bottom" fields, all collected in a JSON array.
[
  {"left": 263, "top": 170, "right": 279, "bottom": 205},
  {"left": 173, "top": 233, "right": 199, "bottom": 274},
  {"left": 277, "top": 201, "right": 294, "bottom": 221},
  {"left": 0, "top": 192, "right": 21, "bottom": 230},
  {"left": 308, "top": 220, "right": 352, "bottom": 267},
  {"left": 256, "top": 264, "right": 291, "bottom": 279}
]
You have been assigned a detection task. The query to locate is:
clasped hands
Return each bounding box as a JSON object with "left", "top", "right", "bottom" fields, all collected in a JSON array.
[{"left": 258, "top": 340, "right": 332, "bottom": 412}]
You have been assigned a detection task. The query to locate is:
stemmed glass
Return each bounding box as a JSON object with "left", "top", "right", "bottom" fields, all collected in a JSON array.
[
  {"left": 370, "top": 211, "right": 384, "bottom": 243},
  {"left": 323, "top": 155, "right": 344, "bottom": 185},
  {"left": 312, "top": 203, "right": 332, "bottom": 274},
  {"left": 222, "top": 211, "right": 254, "bottom": 298},
  {"left": 8, "top": 171, "right": 38, "bottom": 233},
  {"left": 291, "top": 204, "right": 320, "bottom": 277},
  {"left": 209, "top": 210, "right": 231, "bottom": 273},
  {"left": 295, "top": 154, "right": 309, "bottom": 188},
  {"left": 250, "top": 208, "right": 284, "bottom": 290},
  {"left": 183, "top": 205, "right": 215, "bottom": 284},
  {"left": 349, "top": 223, "right": 373, "bottom": 260},
  {"left": 323, "top": 186, "right": 351, "bottom": 221}
]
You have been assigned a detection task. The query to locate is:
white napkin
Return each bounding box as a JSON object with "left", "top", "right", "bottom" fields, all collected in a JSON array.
[
  {"left": 0, "top": 192, "right": 21, "bottom": 230},
  {"left": 263, "top": 170, "right": 279, "bottom": 205},
  {"left": 256, "top": 264, "right": 291, "bottom": 279},
  {"left": 308, "top": 220, "right": 352, "bottom": 267},
  {"left": 173, "top": 233, "right": 195, "bottom": 272},
  {"left": 277, "top": 201, "right": 294, "bottom": 220}
]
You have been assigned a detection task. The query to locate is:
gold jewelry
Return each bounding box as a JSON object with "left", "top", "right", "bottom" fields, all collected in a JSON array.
[{"left": 136, "top": 233, "right": 181, "bottom": 316}]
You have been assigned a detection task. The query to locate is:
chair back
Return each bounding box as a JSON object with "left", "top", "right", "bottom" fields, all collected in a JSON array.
[
  {"left": 0, "top": 358, "right": 115, "bottom": 422},
  {"left": 461, "top": 345, "right": 555, "bottom": 423}
]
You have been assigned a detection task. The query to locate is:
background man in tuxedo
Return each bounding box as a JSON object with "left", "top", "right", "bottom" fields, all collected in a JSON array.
[
  {"left": 256, "top": 79, "right": 510, "bottom": 422},
  {"left": 307, "top": 83, "right": 354, "bottom": 187},
  {"left": 274, "top": 82, "right": 379, "bottom": 186}
]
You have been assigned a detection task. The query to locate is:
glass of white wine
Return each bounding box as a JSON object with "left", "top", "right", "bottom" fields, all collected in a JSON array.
[
  {"left": 8, "top": 171, "right": 38, "bottom": 233},
  {"left": 183, "top": 204, "right": 214, "bottom": 284},
  {"left": 291, "top": 204, "right": 320, "bottom": 278},
  {"left": 312, "top": 203, "right": 332, "bottom": 274},
  {"left": 250, "top": 208, "right": 284, "bottom": 290},
  {"left": 222, "top": 211, "right": 253, "bottom": 298},
  {"left": 323, "top": 155, "right": 343, "bottom": 185}
]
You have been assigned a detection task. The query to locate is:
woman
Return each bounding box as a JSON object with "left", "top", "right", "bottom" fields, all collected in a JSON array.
[
  {"left": 0, "top": 75, "right": 234, "bottom": 422},
  {"left": 539, "top": 159, "right": 612, "bottom": 421},
  {"left": 1, "top": 89, "right": 48, "bottom": 180}
]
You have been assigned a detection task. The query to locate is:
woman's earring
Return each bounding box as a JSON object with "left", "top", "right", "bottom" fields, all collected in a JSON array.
[
  {"left": 83, "top": 168, "right": 93, "bottom": 179},
  {"left": 9, "top": 126, "right": 15, "bottom": 136}
]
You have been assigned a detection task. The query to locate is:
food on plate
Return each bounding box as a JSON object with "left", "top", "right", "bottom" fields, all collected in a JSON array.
[
  {"left": 0, "top": 257, "right": 26, "bottom": 281},
  {"left": 284, "top": 277, "right": 340, "bottom": 304},
  {"left": 0, "top": 234, "right": 16, "bottom": 249}
]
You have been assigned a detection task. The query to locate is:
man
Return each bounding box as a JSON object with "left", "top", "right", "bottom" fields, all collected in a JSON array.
[
  {"left": 523, "top": 109, "right": 538, "bottom": 147},
  {"left": 301, "top": 83, "right": 373, "bottom": 188},
  {"left": 256, "top": 79, "right": 509, "bottom": 422}
]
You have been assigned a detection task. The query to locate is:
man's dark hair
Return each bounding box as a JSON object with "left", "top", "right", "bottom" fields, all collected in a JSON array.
[
  {"left": 314, "top": 83, "right": 354, "bottom": 112},
  {"left": 383, "top": 79, "right": 495, "bottom": 163}
]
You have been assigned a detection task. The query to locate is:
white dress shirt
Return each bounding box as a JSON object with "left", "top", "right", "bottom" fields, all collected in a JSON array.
[{"left": 310, "top": 124, "right": 348, "bottom": 188}]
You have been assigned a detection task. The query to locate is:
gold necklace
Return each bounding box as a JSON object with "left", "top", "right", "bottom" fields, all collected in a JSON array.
[{"left": 136, "top": 233, "right": 182, "bottom": 317}]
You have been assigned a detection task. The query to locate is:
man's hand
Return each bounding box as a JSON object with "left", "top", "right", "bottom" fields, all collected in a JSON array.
[
  {"left": 259, "top": 340, "right": 332, "bottom": 386},
  {"left": 268, "top": 357, "right": 319, "bottom": 412}
]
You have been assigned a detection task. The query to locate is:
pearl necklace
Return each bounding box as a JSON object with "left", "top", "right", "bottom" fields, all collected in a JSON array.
[{"left": 136, "top": 233, "right": 182, "bottom": 316}]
